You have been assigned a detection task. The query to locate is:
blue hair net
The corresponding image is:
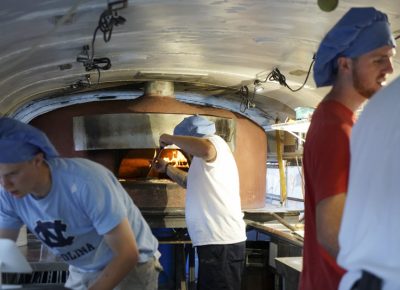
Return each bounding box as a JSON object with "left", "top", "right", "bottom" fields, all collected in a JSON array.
[
  {"left": 173, "top": 115, "right": 216, "bottom": 137},
  {"left": 314, "top": 7, "right": 396, "bottom": 87},
  {"left": 0, "top": 117, "right": 59, "bottom": 163}
]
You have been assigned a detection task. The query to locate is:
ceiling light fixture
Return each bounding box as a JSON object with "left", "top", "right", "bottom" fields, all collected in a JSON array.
[
  {"left": 253, "top": 80, "right": 264, "bottom": 93},
  {"left": 68, "top": 74, "right": 92, "bottom": 91}
]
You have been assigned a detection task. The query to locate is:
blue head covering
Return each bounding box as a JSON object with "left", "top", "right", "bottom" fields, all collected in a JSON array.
[
  {"left": 0, "top": 117, "right": 59, "bottom": 163},
  {"left": 314, "top": 7, "right": 396, "bottom": 87},
  {"left": 173, "top": 115, "right": 216, "bottom": 137}
]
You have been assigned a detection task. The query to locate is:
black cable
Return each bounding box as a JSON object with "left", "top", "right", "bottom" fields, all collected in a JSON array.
[
  {"left": 269, "top": 57, "right": 315, "bottom": 92},
  {"left": 254, "top": 55, "right": 315, "bottom": 93},
  {"left": 84, "top": 57, "right": 112, "bottom": 71},
  {"left": 75, "top": 2, "right": 127, "bottom": 86},
  {"left": 239, "top": 85, "right": 255, "bottom": 113},
  {"left": 77, "top": 6, "right": 126, "bottom": 84},
  {"left": 90, "top": 9, "right": 126, "bottom": 60}
]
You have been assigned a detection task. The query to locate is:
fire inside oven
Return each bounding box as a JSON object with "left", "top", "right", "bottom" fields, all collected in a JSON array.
[
  {"left": 116, "top": 148, "right": 190, "bottom": 209},
  {"left": 118, "top": 148, "right": 190, "bottom": 181}
]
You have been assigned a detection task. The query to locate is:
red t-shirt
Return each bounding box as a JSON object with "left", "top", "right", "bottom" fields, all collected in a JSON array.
[{"left": 299, "top": 100, "right": 355, "bottom": 290}]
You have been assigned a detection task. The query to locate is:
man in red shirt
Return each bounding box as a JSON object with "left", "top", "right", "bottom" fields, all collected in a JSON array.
[{"left": 299, "top": 7, "right": 396, "bottom": 290}]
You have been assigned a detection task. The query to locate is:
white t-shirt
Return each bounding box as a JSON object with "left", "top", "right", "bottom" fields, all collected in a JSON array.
[
  {"left": 185, "top": 135, "right": 246, "bottom": 246},
  {"left": 338, "top": 77, "right": 400, "bottom": 290}
]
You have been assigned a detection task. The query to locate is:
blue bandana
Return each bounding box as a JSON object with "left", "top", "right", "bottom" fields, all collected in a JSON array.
[
  {"left": 314, "top": 7, "right": 396, "bottom": 87},
  {"left": 173, "top": 115, "right": 216, "bottom": 137},
  {"left": 0, "top": 117, "right": 59, "bottom": 163}
]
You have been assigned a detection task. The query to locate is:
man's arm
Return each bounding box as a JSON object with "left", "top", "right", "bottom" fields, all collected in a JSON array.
[
  {"left": 88, "top": 218, "right": 139, "bottom": 290},
  {"left": 160, "top": 134, "right": 216, "bottom": 161},
  {"left": 153, "top": 159, "right": 188, "bottom": 188},
  {"left": 0, "top": 228, "right": 20, "bottom": 241},
  {"left": 154, "top": 134, "right": 218, "bottom": 188},
  {"left": 165, "top": 163, "right": 188, "bottom": 188},
  {"left": 316, "top": 192, "right": 346, "bottom": 258}
]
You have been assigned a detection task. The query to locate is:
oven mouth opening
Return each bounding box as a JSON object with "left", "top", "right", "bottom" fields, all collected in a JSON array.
[{"left": 118, "top": 148, "right": 190, "bottom": 182}]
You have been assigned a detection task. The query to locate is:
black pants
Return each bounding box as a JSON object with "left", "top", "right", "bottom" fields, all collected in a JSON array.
[
  {"left": 196, "top": 242, "right": 246, "bottom": 290},
  {"left": 351, "top": 271, "right": 382, "bottom": 290}
]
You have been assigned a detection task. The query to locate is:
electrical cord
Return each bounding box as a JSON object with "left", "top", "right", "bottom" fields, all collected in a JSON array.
[
  {"left": 269, "top": 57, "right": 314, "bottom": 92},
  {"left": 237, "top": 85, "right": 274, "bottom": 120},
  {"left": 76, "top": 45, "right": 112, "bottom": 83},
  {"left": 239, "top": 85, "right": 256, "bottom": 113},
  {"left": 254, "top": 54, "right": 316, "bottom": 93},
  {"left": 90, "top": 9, "right": 126, "bottom": 59},
  {"left": 240, "top": 54, "right": 315, "bottom": 115},
  {"left": 76, "top": 3, "right": 126, "bottom": 84},
  {"left": 84, "top": 57, "right": 112, "bottom": 71}
]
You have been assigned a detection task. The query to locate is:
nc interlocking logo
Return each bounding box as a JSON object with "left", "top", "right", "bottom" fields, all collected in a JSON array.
[{"left": 34, "top": 220, "right": 74, "bottom": 247}]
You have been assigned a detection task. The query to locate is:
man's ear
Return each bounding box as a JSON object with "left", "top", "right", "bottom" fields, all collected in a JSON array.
[
  {"left": 32, "top": 152, "right": 45, "bottom": 166},
  {"left": 337, "top": 56, "right": 352, "bottom": 73}
]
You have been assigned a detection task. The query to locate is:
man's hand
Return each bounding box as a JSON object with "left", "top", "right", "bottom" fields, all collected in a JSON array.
[
  {"left": 159, "top": 134, "right": 174, "bottom": 148},
  {"left": 152, "top": 158, "right": 168, "bottom": 173},
  {"left": 153, "top": 157, "right": 187, "bottom": 188},
  {"left": 88, "top": 218, "right": 139, "bottom": 290}
]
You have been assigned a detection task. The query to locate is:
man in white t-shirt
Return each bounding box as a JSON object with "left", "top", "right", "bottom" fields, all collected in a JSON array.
[
  {"left": 337, "top": 77, "right": 400, "bottom": 290},
  {"left": 154, "top": 115, "right": 247, "bottom": 290}
]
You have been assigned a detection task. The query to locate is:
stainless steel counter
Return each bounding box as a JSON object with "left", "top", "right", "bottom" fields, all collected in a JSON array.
[
  {"left": 275, "top": 257, "right": 303, "bottom": 290},
  {"left": 243, "top": 207, "right": 304, "bottom": 247},
  {"left": 243, "top": 207, "right": 304, "bottom": 290}
]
